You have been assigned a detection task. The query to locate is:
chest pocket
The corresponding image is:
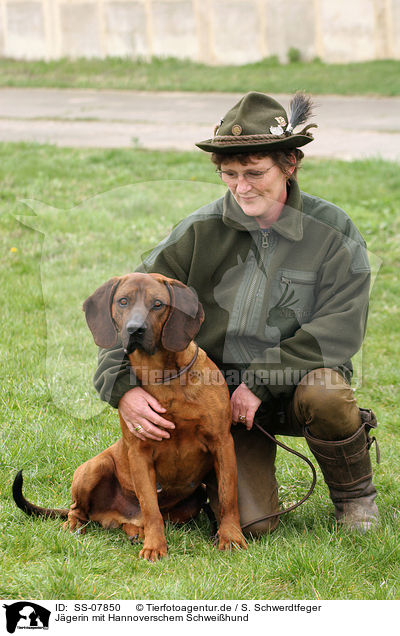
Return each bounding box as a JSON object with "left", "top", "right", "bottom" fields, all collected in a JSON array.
[{"left": 266, "top": 269, "right": 317, "bottom": 340}]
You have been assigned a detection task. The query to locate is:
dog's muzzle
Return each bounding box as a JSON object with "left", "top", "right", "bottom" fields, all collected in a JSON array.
[{"left": 123, "top": 317, "right": 148, "bottom": 354}]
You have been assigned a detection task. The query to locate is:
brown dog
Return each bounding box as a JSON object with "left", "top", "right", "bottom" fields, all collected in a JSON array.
[{"left": 13, "top": 273, "right": 246, "bottom": 561}]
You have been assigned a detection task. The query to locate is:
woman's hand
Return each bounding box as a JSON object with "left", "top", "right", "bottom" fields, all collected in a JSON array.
[
  {"left": 118, "top": 387, "right": 175, "bottom": 441},
  {"left": 231, "top": 382, "right": 261, "bottom": 430}
]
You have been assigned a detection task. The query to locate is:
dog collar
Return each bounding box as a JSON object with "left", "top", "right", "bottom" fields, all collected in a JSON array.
[{"left": 155, "top": 344, "right": 199, "bottom": 384}]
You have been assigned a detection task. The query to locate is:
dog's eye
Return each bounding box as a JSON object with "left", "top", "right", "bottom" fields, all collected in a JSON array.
[
  {"left": 152, "top": 299, "right": 164, "bottom": 310},
  {"left": 118, "top": 297, "right": 129, "bottom": 307}
]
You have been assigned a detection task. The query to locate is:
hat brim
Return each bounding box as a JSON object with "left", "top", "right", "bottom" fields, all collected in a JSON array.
[{"left": 195, "top": 133, "right": 314, "bottom": 154}]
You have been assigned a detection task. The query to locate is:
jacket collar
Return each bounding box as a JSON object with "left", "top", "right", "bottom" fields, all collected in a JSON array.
[{"left": 222, "top": 178, "right": 303, "bottom": 242}]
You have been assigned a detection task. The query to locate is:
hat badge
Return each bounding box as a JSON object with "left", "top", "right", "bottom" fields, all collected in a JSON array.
[
  {"left": 231, "top": 124, "right": 242, "bottom": 136},
  {"left": 269, "top": 116, "right": 287, "bottom": 136}
]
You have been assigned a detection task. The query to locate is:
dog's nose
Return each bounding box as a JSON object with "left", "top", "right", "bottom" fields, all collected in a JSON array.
[{"left": 126, "top": 318, "right": 147, "bottom": 337}]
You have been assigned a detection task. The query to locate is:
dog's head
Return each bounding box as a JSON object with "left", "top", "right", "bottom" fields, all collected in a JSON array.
[{"left": 83, "top": 272, "right": 204, "bottom": 354}]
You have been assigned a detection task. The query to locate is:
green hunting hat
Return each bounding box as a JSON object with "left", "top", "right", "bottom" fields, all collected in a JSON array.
[{"left": 196, "top": 91, "right": 317, "bottom": 154}]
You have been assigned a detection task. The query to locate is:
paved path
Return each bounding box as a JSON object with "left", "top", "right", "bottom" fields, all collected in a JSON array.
[{"left": 1, "top": 87, "right": 399, "bottom": 160}]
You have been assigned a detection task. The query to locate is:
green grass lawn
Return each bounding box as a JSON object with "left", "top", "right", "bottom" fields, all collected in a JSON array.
[
  {"left": 0, "top": 143, "right": 399, "bottom": 600},
  {"left": 0, "top": 57, "right": 399, "bottom": 95}
]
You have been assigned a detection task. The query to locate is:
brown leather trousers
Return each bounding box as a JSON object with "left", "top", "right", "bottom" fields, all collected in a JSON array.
[{"left": 207, "top": 368, "right": 363, "bottom": 536}]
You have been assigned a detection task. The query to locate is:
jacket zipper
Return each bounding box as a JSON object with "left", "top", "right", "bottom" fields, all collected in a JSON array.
[
  {"left": 238, "top": 230, "right": 272, "bottom": 333},
  {"left": 281, "top": 275, "right": 315, "bottom": 285},
  {"left": 239, "top": 259, "right": 259, "bottom": 333},
  {"left": 261, "top": 229, "right": 271, "bottom": 248}
]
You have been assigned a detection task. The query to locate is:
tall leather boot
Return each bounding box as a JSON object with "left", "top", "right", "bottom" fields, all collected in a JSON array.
[{"left": 304, "top": 408, "right": 380, "bottom": 532}]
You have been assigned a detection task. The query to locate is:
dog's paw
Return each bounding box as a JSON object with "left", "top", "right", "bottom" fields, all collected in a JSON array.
[
  {"left": 139, "top": 541, "right": 168, "bottom": 561},
  {"left": 217, "top": 524, "right": 247, "bottom": 551},
  {"left": 63, "top": 516, "right": 87, "bottom": 534},
  {"left": 123, "top": 522, "right": 144, "bottom": 543},
  {"left": 217, "top": 534, "right": 247, "bottom": 551}
]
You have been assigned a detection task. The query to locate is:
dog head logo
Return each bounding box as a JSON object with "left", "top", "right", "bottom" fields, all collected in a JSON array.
[{"left": 3, "top": 602, "right": 50, "bottom": 633}]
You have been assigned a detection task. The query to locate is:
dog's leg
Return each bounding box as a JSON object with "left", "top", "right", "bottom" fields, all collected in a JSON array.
[
  {"left": 64, "top": 453, "right": 115, "bottom": 533},
  {"left": 127, "top": 449, "right": 167, "bottom": 561},
  {"left": 211, "top": 435, "right": 247, "bottom": 551}
]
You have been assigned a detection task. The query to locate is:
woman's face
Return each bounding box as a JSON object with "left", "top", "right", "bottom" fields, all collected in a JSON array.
[{"left": 219, "top": 155, "right": 292, "bottom": 228}]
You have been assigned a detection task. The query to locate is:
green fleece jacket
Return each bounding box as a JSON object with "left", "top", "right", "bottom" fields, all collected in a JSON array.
[{"left": 94, "top": 179, "right": 370, "bottom": 407}]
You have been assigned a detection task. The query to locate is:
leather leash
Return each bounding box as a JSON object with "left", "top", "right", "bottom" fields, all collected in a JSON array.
[{"left": 240, "top": 421, "right": 317, "bottom": 530}]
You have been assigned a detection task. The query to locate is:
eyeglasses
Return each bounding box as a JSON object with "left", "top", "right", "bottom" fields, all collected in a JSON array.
[{"left": 216, "top": 165, "right": 275, "bottom": 184}]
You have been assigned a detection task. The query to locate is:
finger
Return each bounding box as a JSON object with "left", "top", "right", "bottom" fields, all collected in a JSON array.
[
  {"left": 231, "top": 402, "right": 246, "bottom": 424},
  {"left": 241, "top": 416, "right": 250, "bottom": 428},
  {"left": 145, "top": 392, "right": 167, "bottom": 413},
  {"left": 245, "top": 408, "right": 257, "bottom": 430},
  {"left": 121, "top": 402, "right": 173, "bottom": 431},
  {"left": 133, "top": 425, "right": 165, "bottom": 442},
  {"left": 147, "top": 410, "right": 175, "bottom": 430},
  {"left": 133, "top": 430, "right": 147, "bottom": 442},
  {"left": 139, "top": 416, "right": 172, "bottom": 440},
  {"left": 138, "top": 431, "right": 163, "bottom": 442},
  {"left": 124, "top": 416, "right": 149, "bottom": 437},
  {"left": 126, "top": 416, "right": 167, "bottom": 441},
  {"left": 232, "top": 410, "right": 245, "bottom": 424},
  {"left": 234, "top": 409, "right": 250, "bottom": 427}
]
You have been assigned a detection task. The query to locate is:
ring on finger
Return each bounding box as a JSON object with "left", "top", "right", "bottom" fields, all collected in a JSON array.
[
  {"left": 238, "top": 414, "right": 247, "bottom": 423},
  {"left": 135, "top": 425, "right": 143, "bottom": 432}
]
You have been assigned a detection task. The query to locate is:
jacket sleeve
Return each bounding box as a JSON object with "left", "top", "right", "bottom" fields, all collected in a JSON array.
[
  {"left": 243, "top": 235, "right": 371, "bottom": 402},
  {"left": 93, "top": 336, "right": 133, "bottom": 408},
  {"left": 93, "top": 223, "right": 195, "bottom": 407}
]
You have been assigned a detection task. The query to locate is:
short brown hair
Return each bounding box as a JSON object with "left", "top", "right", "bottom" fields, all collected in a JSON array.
[{"left": 211, "top": 148, "right": 304, "bottom": 179}]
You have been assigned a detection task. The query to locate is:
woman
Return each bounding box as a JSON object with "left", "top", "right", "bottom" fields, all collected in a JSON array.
[{"left": 94, "top": 92, "right": 379, "bottom": 534}]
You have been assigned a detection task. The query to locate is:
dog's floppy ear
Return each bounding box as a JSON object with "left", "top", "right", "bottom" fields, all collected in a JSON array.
[
  {"left": 161, "top": 280, "right": 204, "bottom": 352},
  {"left": 83, "top": 277, "right": 121, "bottom": 348}
]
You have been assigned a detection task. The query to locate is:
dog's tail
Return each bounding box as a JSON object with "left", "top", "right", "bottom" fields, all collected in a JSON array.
[{"left": 12, "top": 470, "right": 69, "bottom": 519}]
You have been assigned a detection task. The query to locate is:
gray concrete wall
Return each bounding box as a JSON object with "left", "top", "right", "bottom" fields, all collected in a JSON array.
[{"left": 0, "top": 0, "right": 399, "bottom": 63}]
